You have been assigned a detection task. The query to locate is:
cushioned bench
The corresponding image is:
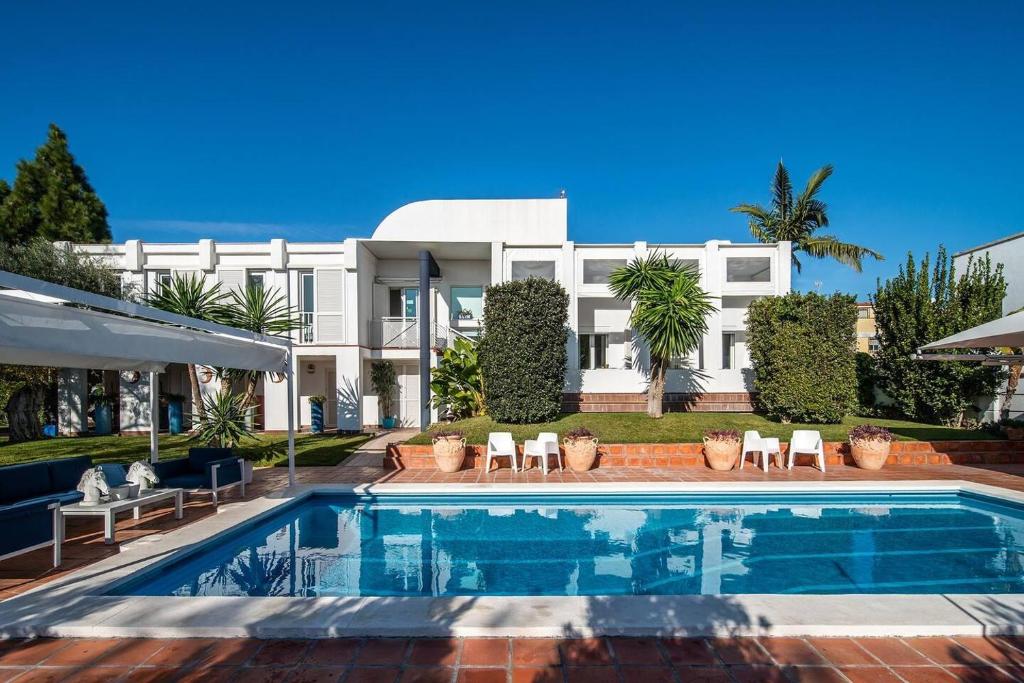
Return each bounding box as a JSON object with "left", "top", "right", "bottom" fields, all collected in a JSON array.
[
  {"left": 0, "top": 455, "right": 93, "bottom": 566},
  {"left": 152, "top": 448, "right": 245, "bottom": 505}
]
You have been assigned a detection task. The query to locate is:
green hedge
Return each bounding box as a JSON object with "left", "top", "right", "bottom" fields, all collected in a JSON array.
[
  {"left": 747, "top": 292, "right": 857, "bottom": 424},
  {"left": 478, "top": 277, "right": 569, "bottom": 423}
]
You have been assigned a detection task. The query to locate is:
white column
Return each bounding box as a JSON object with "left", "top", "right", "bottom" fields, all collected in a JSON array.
[
  {"left": 149, "top": 371, "right": 160, "bottom": 463},
  {"left": 57, "top": 369, "right": 88, "bottom": 436},
  {"left": 285, "top": 350, "right": 297, "bottom": 487},
  {"left": 704, "top": 241, "right": 724, "bottom": 373},
  {"left": 335, "top": 347, "right": 363, "bottom": 431}
]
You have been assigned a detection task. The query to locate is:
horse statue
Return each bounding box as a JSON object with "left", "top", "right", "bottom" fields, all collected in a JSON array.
[
  {"left": 77, "top": 467, "right": 110, "bottom": 506},
  {"left": 126, "top": 461, "right": 160, "bottom": 490}
]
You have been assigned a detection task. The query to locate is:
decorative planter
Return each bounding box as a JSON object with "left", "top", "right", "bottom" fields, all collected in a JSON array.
[
  {"left": 850, "top": 438, "right": 891, "bottom": 470},
  {"left": 242, "top": 460, "right": 254, "bottom": 485},
  {"left": 1005, "top": 427, "right": 1024, "bottom": 441},
  {"left": 564, "top": 437, "right": 599, "bottom": 472},
  {"left": 703, "top": 438, "right": 740, "bottom": 471},
  {"left": 93, "top": 404, "right": 112, "bottom": 436},
  {"left": 167, "top": 399, "right": 184, "bottom": 435},
  {"left": 310, "top": 402, "right": 324, "bottom": 434},
  {"left": 432, "top": 436, "right": 466, "bottom": 472},
  {"left": 382, "top": 416, "right": 397, "bottom": 430}
]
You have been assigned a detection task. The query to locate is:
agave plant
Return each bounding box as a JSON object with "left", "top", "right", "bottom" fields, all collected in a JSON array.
[
  {"left": 189, "top": 391, "right": 257, "bottom": 448},
  {"left": 430, "top": 337, "right": 485, "bottom": 419}
]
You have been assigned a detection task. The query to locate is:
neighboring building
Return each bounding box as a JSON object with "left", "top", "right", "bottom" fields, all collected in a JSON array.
[
  {"left": 66, "top": 198, "right": 791, "bottom": 433},
  {"left": 954, "top": 231, "right": 1024, "bottom": 420},
  {"left": 856, "top": 302, "right": 879, "bottom": 354}
]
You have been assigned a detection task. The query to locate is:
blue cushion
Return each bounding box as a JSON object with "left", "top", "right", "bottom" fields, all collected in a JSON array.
[
  {"left": 98, "top": 463, "right": 128, "bottom": 487},
  {"left": 153, "top": 459, "right": 189, "bottom": 481},
  {"left": 0, "top": 499, "right": 55, "bottom": 556},
  {"left": 48, "top": 456, "right": 93, "bottom": 493},
  {"left": 204, "top": 457, "right": 241, "bottom": 488},
  {"left": 161, "top": 473, "right": 206, "bottom": 489},
  {"left": 188, "top": 448, "right": 233, "bottom": 470},
  {"left": 52, "top": 491, "right": 84, "bottom": 505},
  {"left": 0, "top": 462, "right": 52, "bottom": 505}
]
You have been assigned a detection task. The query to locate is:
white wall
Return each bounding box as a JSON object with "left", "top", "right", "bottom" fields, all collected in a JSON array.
[
  {"left": 373, "top": 198, "right": 567, "bottom": 245},
  {"left": 954, "top": 234, "right": 1024, "bottom": 315}
]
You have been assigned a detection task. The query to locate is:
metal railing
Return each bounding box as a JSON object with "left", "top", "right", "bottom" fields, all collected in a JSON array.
[
  {"left": 368, "top": 317, "right": 474, "bottom": 350},
  {"left": 299, "top": 312, "right": 314, "bottom": 343}
]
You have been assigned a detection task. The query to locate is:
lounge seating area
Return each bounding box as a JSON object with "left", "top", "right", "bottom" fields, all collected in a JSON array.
[{"left": 152, "top": 447, "right": 246, "bottom": 505}]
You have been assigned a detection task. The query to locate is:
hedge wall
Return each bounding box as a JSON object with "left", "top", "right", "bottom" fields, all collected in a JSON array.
[
  {"left": 746, "top": 292, "right": 857, "bottom": 424},
  {"left": 478, "top": 277, "right": 569, "bottom": 423}
]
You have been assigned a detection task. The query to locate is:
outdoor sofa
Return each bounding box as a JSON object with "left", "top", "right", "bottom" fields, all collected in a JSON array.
[
  {"left": 0, "top": 455, "right": 92, "bottom": 566},
  {"left": 152, "top": 447, "right": 245, "bottom": 505}
]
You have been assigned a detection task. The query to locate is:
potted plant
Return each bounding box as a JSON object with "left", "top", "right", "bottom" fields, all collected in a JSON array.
[
  {"left": 564, "top": 427, "right": 598, "bottom": 471},
  {"left": 458, "top": 308, "right": 474, "bottom": 320},
  {"left": 162, "top": 392, "right": 186, "bottom": 435},
  {"left": 703, "top": 429, "right": 741, "bottom": 470},
  {"left": 431, "top": 429, "right": 466, "bottom": 472},
  {"left": 308, "top": 395, "right": 326, "bottom": 434},
  {"left": 191, "top": 392, "right": 257, "bottom": 483},
  {"left": 89, "top": 385, "right": 114, "bottom": 435},
  {"left": 371, "top": 361, "right": 398, "bottom": 429},
  {"left": 1001, "top": 418, "right": 1024, "bottom": 441},
  {"left": 849, "top": 424, "right": 893, "bottom": 470}
]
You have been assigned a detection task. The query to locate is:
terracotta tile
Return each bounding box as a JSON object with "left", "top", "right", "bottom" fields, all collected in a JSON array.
[
  {"left": 346, "top": 668, "right": 402, "bottom": 683},
  {"left": 708, "top": 638, "right": 773, "bottom": 666},
  {"left": 90, "top": 638, "right": 167, "bottom": 666},
  {"left": 511, "top": 639, "right": 561, "bottom": 667},
  {"left": 608, "top": 637, "right": 665, "bottom": 666},
  {"left": 661, "top": 637, "right": 715, "bottom": 666},
  {"left": 200, "top": 638, "right": 263, "bottom": 666},
  {"left": 121, "top": 668, "right": 191, "bottom": 683},
  {"left": 805, "top": 638, "right": 878, "bottom": 666},
  {"left": 0, "top": 639, "right": 69, "bottom": 665},
  {"left": 407, "top": 639, "right": 461, "bottom": 667},
  {"left": 456, "top": 669, "right": 507, "bottom": 683},
  {"left": 356, "top": 639, "right": 410, "bottom": 666},
  {"left": 836, "top": 667, "right": 904, "bottom": 683},
  {"left": 564, "top": 667, "right": 617, "bottom": 683},
  {"left": 460, "top": 639, "right": 509, "bottom": 667},
  {"left": 2, "top": 669, "right": 67, "bottom": 683},
  {"left": 854, "top": 638, "right": 931, "bottom": 666},
  {"left": 779, "top": 666, "right": 848, "bottom": 682},
  {"left": 942, "top": 666, "right": 1018, "bottom": 682},
  {"left": 953, "top": 636, "right": 1024, "bottom": 667},
  {"left": 888, "top": 667, "right": 958, "bottom": 682},
  {"left": 619, "top": 665, "right": 675, "bottom": 682},
  {"left": 758, "top": 638, "right": 827, "bottom": 666},
  {"left": 174, "top": 666, "right": 239, "bottom": 683},
  {"left": 399, "top": 667, "right": 455, "bottom": 683},
  {"left": 40, "top": 638, "right": 119, "bottom": 665},
  {"left": 306, "top": 639, "right": 362, "bottom": 666},
  {"left": 252, "top": 639, "right": 312, "bottom": 666},
  {"left": 726, "top": 665, "right": 788, "bottom": 682},
  {"left": 510, "top": 668, "right": 563, "bottom": 683},
  {"left": 670, "top": 667, "right": 731, "bottom": 682},
  {"left": 560, "top": 638, "right": 613, "bottom": 666},
  {"left": 286, "top": 667, "right": 348, "bottom": 683},
  {"left": 903, "top": 637, "right": 988, "bottom": 666},
  {"left": 234, "top": 668, "right": 294, "bottom": 683},
  {"left": 144, "top": 639, "right": 216, "bottom": 666}
]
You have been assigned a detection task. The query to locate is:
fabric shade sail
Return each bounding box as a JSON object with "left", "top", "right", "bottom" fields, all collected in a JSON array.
[{"left": 919, "top": 310, "right": 1024, "bottom": 352}]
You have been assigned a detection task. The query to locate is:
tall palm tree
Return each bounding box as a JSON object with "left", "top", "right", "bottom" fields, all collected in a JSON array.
[
  {"left": 609, "top": 253, "right": 716, "bottom": 418},
  {"left": 731, "top": 162, "right": 883, "bottom": 272},
  {"left": 145, "top": 273, "right": 223, "bottom": 425}
]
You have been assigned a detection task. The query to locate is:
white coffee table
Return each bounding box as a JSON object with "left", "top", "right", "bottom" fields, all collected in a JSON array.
[{"left": 60, "top": 488, "right": 184, "bottom": 545}]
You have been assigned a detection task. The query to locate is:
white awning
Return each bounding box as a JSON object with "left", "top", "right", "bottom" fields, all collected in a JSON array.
[{"left": 919, "top": 310, "right": 1024, "bottom": 351}]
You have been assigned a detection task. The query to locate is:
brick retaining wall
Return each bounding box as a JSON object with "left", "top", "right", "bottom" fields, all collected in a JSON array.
[
  {"left": 385, "top": 439, "right": 1024, "bottom": 470},
  {"left": 562, "top": 392, "right": 755, "bottom": 413}
]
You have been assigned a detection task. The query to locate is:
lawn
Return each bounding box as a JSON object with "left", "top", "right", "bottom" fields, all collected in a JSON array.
[
  {"left": 0, "top": 432, "right": 373, "bottom": 468},
  {"left": 407, "top": 412, "right": 1002, "bottom": 445}
]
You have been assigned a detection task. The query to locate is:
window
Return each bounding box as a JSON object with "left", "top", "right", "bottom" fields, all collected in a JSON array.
[
  {"left": 726, "top": 257, "right": 771, "bottom": 283},
  {"left": 858, "top": 308, "right": 873, "bottom": 319},
  {"left": 154, "top": 271, "right": 172, "bottom": 291},
  {"left": 299, "top": 271, "right": 315, "bottom": 343},
  {"left": 388, "top": 288, "right": 418, "bottom": 318},
  {"left": 511, "top": 261, "right": 556, "bottom": 281},
  {"left": 868, "top": 339, "right": 881, "bottom": 352},
  {"left": 579, "top": 334, "right": 608, "bottom": 370},
  {"left": 670, "top": 340, "right": 704, "bottom": 370},
  {"left": 722, "top": 333, "right": 736, "bottom": 369},
  {"left": 582, "top": 259, "right": 627, "bottom": 284},
  {"left": 673, "top": 258, "right": 700, "bottom": 275},
  {"left": 451, "top": 286, "right": 483, "bottom": 320},
  {"left": 247, "top": 271, "right": 266, "bottom": 290}
]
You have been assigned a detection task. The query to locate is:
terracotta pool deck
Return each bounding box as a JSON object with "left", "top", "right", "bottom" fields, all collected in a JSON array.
[{"left": 4, "top": 460, "right": 1024, "bottom": 681}]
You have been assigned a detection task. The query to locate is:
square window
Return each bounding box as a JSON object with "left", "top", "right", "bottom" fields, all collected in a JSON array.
[
  {"left": 451, "top": 286, "right": 484, "bottom": 320},
  {"left": 511, "top": 261, "right": 556, "bottom": 281},
  {"left": 582, "top": 259, "right": 627, "bottom": 284},
  {"left": 726, "top": 257, "right": 771, "bottom": 283}
]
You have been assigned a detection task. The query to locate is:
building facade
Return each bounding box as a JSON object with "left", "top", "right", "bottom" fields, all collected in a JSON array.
[
  {"left": 68, "top": 198, "right": 791, "bottom": 433},
  {"left": 855, "top": 302, "right": 879, "bottom": 354}
]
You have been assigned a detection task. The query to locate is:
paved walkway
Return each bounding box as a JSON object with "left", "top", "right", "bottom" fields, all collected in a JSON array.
[{"left": 343, "top": 429, "right": 418, "bottom": 468}]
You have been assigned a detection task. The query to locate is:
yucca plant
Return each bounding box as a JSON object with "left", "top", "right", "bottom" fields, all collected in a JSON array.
[
  {"left": 609, "top": 252, "right": 716, "bottom": 418},
  {"left": 145, "top": 273, "right": 224, "bottom": 425},
  {"left": 189, "top": 391, "right": 257, "bottom": 448},
  {"left": 731, "top": 162, "right": 883, "bottom": 272}
]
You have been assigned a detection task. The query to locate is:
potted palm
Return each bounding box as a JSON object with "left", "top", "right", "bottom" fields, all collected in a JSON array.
[
  {"left": 564, "top": 427, "right": 598, "bottom": 471},
  {"left": 703, "top": 429, "right": 741, "bottom": 470},
  {"left": 192, "top": 392, "right": 257, "bottom": 483},
  {"left": 371, "top": 361, "right": 398, "bottom": 429},
  {"left": 308, "top": 395, "right": 326, "bottom": 434},
  {"left": 849, "top": 425, "right": 893, "bottom": 470},
  {"left": 89, "top": 385, "right": 114, "bottom": 435},
  {"left": 431, "top": 429, "right": 466, "bottom": 472}
]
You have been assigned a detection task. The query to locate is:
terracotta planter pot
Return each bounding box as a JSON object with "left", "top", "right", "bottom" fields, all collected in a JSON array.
[
  {"left": 564, "top": 437, "right": 598, "bottom": 471},
  {"left": 703, "top": 438, "right": 740, "bottom": 471},
  {"left": 1005, "top": 427, "right": 1024, "bottom": 441},
  {"left": 432, "top": 436, "right": 466, "bottom": 473},
  {"left": 850, "top": 438, "right": 891, "bottom": 470}
]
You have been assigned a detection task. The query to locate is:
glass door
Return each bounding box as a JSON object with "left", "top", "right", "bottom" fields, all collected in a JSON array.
[{"left": 403, "top": 288, "right": 418, "bottom": 319}]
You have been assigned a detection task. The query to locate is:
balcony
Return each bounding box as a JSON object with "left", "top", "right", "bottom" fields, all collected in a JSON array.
[{"left": 369, "top": 317, "right": 473, "bottom": 350}]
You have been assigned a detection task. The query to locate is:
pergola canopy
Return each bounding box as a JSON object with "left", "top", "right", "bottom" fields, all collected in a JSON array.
[{"left": 919, "top": 310, "right": 1024, "bottom": 352}]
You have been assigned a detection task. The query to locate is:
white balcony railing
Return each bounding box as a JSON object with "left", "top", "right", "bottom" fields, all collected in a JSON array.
[
  {"left": 299, "top": 312, "right": 314, "bottom": 343},
  {"left": 369, "top": 317, "right": 473, "bottom": 350}
]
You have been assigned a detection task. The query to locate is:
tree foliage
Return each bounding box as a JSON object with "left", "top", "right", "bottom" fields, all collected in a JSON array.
[
  {"left": 872, "top": 247, "right": 1006, "bottom": 426},
  {"left": 609, "top": 252, "right": 715, "bottom": 418},
  {"left": 479, "top": 278, "right": 569, "bottom": 423},
  {"left": 430, "top": 337, "right": 485, "bottom": 419},
  {"left": 747, "top": 292, "right": 858, "bottom": 423},
  {"left": 731, "top": 162, "right": 882, "bottom": 272},
  {"left": 0, "top": 124, "right": 111, "bottom": 244}
]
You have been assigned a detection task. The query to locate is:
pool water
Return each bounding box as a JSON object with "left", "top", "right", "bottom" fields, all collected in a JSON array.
[{"left": 113, "top": 492, "right": 1024, "bottom": 597}]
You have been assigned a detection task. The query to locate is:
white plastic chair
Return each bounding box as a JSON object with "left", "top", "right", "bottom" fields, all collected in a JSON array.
[
  {"left": 787, "top": 430, "right": 826, "bottom": 472},
  {"left": 485, "top": 432, "right": 518, "bottom": 472},
  {"left": 739, "top": 430, "right": 771, "bottom": 472},
  {"left": 522, "top": 432, "right": 563, "bottom": 474}
]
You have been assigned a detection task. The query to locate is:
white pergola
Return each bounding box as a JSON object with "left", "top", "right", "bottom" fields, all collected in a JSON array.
[
  {"left": 917, "top": 310, "right": 1024, "bottom": 364},
  {"left": 0, "top": 270, "right": 299, "bottom": 486}
]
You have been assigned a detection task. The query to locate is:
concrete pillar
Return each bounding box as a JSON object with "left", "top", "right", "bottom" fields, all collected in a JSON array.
[
  {"left": 119, "top": 370, "right": 153, "bottom": 434},
  {"left": 704, "top": 241, "right": 724, "bottom": 371},
  {"left": 57, "top": 369, "right": 88, "bottom": 436},
  {"left": 335, "top": 347, "right": 363, "bottom": 432}
]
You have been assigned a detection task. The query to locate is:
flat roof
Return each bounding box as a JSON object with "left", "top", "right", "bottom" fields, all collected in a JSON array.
[{"left": 954, "top": 231, "right": 1024, "bottom": 257}]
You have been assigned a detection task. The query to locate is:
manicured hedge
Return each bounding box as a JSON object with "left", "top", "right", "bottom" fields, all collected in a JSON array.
[
  {"left": 746, "top": 292, "right": 857, "bottom": 424},
  {"left": 478, "top": 277, "right": 569, "bottom": 423}
]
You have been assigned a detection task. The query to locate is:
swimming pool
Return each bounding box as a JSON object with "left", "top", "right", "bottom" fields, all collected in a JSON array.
[{"left": 113, "top": 491, "right": 1024, "bottom": 597}]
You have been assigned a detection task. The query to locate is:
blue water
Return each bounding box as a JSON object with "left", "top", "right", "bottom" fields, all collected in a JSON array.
[{"left": 113, "top": 492, "right": 1024, "bottom": 597}]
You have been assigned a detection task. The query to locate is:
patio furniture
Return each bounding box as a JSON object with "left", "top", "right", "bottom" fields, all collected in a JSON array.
[
  {"left": 60, "top": 487, "right": 184, "bottom": 545},
  {"left": 786, "top": 430, "right": 826, "bottom": 472},
  {"left": 152, "top": 448, "right": 245, "bottom": 505},
  {"left": 484, "top": 432, "right": 518, "bottom": 472},
  {"left": 739, "top": 431, "right": 769, "bottom": 472},
  {"left": 522, "top": 432, "right": 562, "bottom": 474}
]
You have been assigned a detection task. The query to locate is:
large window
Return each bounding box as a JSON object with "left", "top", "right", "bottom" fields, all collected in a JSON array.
[
  {"left": 670, "top": 341, "right": 704, "bottom": 370},
  {"left": 579, "top": 333, "right": 608, "bottom": 370},
  {"left": 154, "top": 270, "right": 172, "bottom": 291},
  {"left": 247, "top": 270, "right": 266, "bottom": 290},
  {"left": 722, "top": 333, "right": 736, "bottom": 369},
  {"left": 726, "top": 257, "right": 771, "bottom": 283},
  {"left": 451, "top": 286, "right": 484, "bottom": 320},
  {"left": 511, "top": 261, "right": 556, "bottom": 281},
  {"left": 582, "top": 259, "right": 627, "bottom": 284},
  {"left": 299, "top": 271, "right": 315, "bottom": 343}
]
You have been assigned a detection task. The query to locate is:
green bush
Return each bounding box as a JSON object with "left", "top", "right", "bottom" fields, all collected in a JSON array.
[
  {"left": 747, "top": 292, "right": 858, "bottom": 423},
  {"left": 478, "top": 277, "right": 569, "bottom": 423}
]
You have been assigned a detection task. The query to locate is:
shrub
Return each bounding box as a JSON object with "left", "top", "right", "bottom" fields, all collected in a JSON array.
[
  {"left": 747, "top": 292, "right": 858, "bottom": 424},
  {"left": 478, "top": 277, "right": 569, "bottom": 423},
  {"left": 370, "top": 361, "right": 397, "bottom": 419},
  {"left": 430, "top": 337, "right": 484, "bottom": 419},
  {"left": 564, "top": 426, "right": 595, "bottom": 441},
  {"left": 703, "top": 429, "right": 740, "bottom": 442},
  {"left": 849, "top": 424, "right": 892, "bottom": 443},
  {"left": 430, "top": 429, "right": 464, "bottom": 440}
]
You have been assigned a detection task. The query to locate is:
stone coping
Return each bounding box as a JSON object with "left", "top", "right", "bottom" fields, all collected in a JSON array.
[{"left": 2, "top": 480, "right": 1024, "bottom": 638}]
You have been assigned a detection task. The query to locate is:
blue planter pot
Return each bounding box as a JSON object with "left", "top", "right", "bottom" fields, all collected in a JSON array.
[
  {"left": 94, "top": 404, "right": 112, "bottom": 435},
  {"left": 382, "top": 416, "right": 397, "bottom": 430},
  {"left": 310, "top": 402, "right": 324, "bottom": 434},
  {"left": 168, "top": 399, "right": 184, "bottom": 435}
]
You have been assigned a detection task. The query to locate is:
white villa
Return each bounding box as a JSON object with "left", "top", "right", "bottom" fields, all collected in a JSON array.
[{"left": 62, "top": 197, "right": 791, "bottom": 433}]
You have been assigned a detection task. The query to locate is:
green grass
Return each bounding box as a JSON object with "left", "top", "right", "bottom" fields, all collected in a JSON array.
[
  {"left": 407, "top": 412, "right": 1002, "bottom": 445},
  {"left": 0, "top": 432, "right": 373, "bottom": 468}
]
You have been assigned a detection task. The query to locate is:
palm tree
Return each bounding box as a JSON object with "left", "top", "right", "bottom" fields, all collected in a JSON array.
[
  {"left": 145, "top": 273, "right": 223, "bottom": 425},
  {"left": 609, "top": 253, "right": 716, "bottom": 418},
  {"left": 731, "top": 162, "right": 883, "bottom": 272}
]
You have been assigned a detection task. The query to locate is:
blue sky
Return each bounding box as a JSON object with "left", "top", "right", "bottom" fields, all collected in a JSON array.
[{"left": 1, "top": 1, "right": 1022, "bottom": 298}]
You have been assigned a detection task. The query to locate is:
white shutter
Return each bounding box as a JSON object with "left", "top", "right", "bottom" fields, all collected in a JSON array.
[
  {"left": 217, "top": 269, "right": 245, "bottom": 296},
  {"left": 316, "top": 269, "right": 345, "bottom": 342}
]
